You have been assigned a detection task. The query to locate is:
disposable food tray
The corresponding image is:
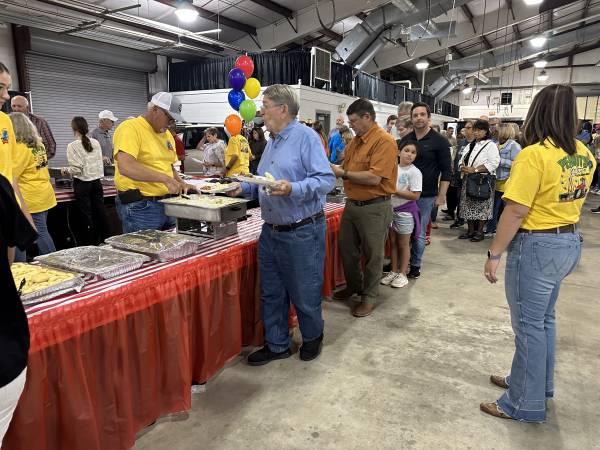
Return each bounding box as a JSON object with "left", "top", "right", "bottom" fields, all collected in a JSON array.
[
  {"left": 105, "top": 230, "right": 202, "bottom": 262},
  {"left": 11, "top": 263, "right": 84, "bottom": 306},
  {"left": 35, "top": 246, "right": 150, "bottom": 279}
]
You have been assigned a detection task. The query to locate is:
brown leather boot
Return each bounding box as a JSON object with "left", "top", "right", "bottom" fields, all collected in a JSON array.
[
  {"left": 333, "top": 287, "right": 357, "bottom": 301},
  {"left": 480, "top": 402, "right": 513, "bottom": 420},
  {"left": 490, "top": 374, "right": 509, "bottom": 389},
  {"left": 352, "top": 302, "right": 375, "bottom": 317}
]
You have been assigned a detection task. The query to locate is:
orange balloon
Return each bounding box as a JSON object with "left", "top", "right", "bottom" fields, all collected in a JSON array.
[{"left": 224, "top": 114, "right": 242, "bottom": 136}]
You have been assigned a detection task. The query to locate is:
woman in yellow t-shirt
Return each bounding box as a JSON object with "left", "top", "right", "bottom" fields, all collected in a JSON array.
[
  {"left": 10, "top": 112, "right": 57, "bottom": 261},
  {"left": 481, "top": 85, "right": 596, "bottom": 422}
]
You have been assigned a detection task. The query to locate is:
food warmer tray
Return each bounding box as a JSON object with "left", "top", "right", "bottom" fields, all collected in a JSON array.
[
  {"left": 35, "top": 246, "right": 150, "bottom": 279},
  {"left": 160, "top": 195, "right": 249, "bottom": 223},
  {"left": 105, "top": 230, "right": 205, "bottom": 262}
]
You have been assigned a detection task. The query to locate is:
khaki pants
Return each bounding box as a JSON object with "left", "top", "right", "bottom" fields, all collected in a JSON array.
[{"left": 339, "top": 200, "right": 392, "bottom": 304}]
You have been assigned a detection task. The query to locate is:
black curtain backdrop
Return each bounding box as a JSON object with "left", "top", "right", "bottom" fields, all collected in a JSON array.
[
  {"left": 169, "top": 51, "right": 311, "bottom": 91},
  {"left": 331, "top": 62, "right": 353, "bottom": 96},
  {"left": 169, "top": 55, "right": 459, "bottom": 118}
]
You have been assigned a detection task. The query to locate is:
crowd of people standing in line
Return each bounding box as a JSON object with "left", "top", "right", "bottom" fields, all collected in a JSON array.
[{"left": 1, "top": 50, "right": 599, "bottom": 445}]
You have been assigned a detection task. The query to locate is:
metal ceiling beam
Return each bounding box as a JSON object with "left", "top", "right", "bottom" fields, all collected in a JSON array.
[
  {"left": 461, "top": 5, "right": 477, "bottom": 34},
  {"left": 320, "top": 28, "right": 343, "bottom": 41},
  {"left": 32, "top": 0, "right": 233, "bottom": 52},
  {"left": 154, "top": 0, "right": 257, "bottom": 35},
  {"left": 519, "top": 40, "right": 600, "bottom": 69},
  {"left": 450, "top": 46, "right": 465, "bottom": 58},
  {"left": 248, "top": 0, "right": 293, "bottom": 18}
]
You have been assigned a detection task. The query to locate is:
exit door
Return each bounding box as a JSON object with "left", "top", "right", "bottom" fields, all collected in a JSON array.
[{"left": 315, "top": 111, "right": 331, "bottom": 136}]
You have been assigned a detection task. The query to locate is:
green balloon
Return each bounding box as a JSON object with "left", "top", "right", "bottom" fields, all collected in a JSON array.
[{"left": 239, "top": 100, "right": 256, "bottom": 122}]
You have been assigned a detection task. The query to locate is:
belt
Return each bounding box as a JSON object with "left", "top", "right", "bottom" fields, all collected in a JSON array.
[
  {"left": 347, "top": 196, "right": 391, "bottom": 207},
  {"left": 518, "top": 224, "right": 577, "bottom": 234},
  {"left": 142, "top": 194, "right": 175, "bottom": 202},
  {"left": 266, "top": 210, "right": 324, "bottom": 232}
]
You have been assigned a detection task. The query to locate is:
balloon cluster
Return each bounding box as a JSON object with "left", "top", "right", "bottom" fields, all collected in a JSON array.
[{"left": 224, "top": 55, "right": 261, "bottom": 136}]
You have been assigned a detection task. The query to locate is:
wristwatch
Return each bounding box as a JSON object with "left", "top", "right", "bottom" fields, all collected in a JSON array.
[
  {"left": 341, "top": 170, "right": 349, "bottom": 180},
  {"left": 487, "top": 250, "right": 501, "bottom": 260}
]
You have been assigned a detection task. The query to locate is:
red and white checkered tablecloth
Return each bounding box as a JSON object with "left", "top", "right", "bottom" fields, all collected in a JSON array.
[
  {"left": 25, "top": 203, "right": 345, "bottom": 319},
  {"left": 54, "top": 185, "right": 118, "bottom": 203}
]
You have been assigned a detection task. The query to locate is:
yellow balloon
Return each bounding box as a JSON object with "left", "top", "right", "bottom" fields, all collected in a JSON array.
[{"left": 244, "top": 78, "right": 261, "bottom": 99}]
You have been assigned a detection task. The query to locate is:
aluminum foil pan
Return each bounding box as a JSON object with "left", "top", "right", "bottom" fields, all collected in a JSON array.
[
  {"left": 12, "top": 263, "right": 85, "bottom": 305},
  {"left": 105, "top": 230, "right": 202, "bottom": 262},
  {"left": 35, "top": 246, "right": 150, "bottom": 279}
]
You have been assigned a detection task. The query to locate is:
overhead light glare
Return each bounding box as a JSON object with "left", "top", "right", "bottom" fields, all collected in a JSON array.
[
  {"left": 524, "top": 0, "right": 544, "bottom": 5},
  {"left": 537, "top": 70, "right": 549, "bottom": 81},
  {"left": 195, "top": 28, "right": 222, "bottom": 35},
  {"left": 175, "top": 2, "right": 199, "bottom": 23},
  {"left": 462, "top": 83, "right": 473, "bottom": 94},
  {"left": 534, "top": 59, "right": 548, "bottom": 68},
  {"left": 415, "top": 60, "right": 429, "bottom": 70},
  {"left": 530, "top": 36, "right": 547, "bottom": 48}
]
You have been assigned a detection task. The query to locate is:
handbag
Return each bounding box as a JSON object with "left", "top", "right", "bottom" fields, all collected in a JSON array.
[
  {"left": 466, "top": 172, "right": 495, "bottom": 200},
  {"left": 464, "top": 142, "right": 495, "bottom": 200}
]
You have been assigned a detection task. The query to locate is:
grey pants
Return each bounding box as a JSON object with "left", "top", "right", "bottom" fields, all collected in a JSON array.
[{"left": 339, "top": 199, "right": 392, "bottom": 304}]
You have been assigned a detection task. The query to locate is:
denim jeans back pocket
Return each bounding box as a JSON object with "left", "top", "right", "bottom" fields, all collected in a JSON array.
[{"left": 531, "top": 239, "right": 578, "bottom": 280}]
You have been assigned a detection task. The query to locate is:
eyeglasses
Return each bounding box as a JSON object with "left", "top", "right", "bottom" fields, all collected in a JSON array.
[
  {"left": 159, "top": 107, "right": 175, "bottom": 123},
  {"left": 261, "top": 103, "right": 284, "bottom": 110}
]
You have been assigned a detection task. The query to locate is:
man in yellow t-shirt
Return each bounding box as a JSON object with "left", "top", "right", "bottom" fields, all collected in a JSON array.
[
  {"left": 113, "top": 92, "right": 194, "bottom": 233},
  {"left": 224, "top": 133, "right": 251, "bottom": 176}
]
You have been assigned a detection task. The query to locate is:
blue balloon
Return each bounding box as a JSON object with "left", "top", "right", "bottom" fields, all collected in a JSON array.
[
  {"left": 228, "top": 89, "right": 246, "bottom": 111},
  {"left": 229, "top": 67, "right": 246, "bottom": 91}
]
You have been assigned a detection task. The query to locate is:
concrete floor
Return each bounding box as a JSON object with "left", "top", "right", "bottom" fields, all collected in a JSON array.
[{"left": 134, "top": 198, "right": 600, "bottom": 450}]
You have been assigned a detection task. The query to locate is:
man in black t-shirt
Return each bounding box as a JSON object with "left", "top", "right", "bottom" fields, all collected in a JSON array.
[
  {"left": 398, "top": 102, "right": 452, "bottom": 279},
  {"left": 0, "top": 174, "right": 37, "bottom": 445}
]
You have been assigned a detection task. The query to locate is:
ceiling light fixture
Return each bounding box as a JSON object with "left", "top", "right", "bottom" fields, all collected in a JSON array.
[
  {"left": 175, "top": 1, "right": 199, "bottom": 23},
  {"left": 530, "top": 36, "right": 547, "bottom": 48},
  {"left": 416, "top": 60, "right": 429, "bottom": 70},
  {"left": 534, "top": 59, "right": 548, "bottom": 68},
  {"left": 194, "top": 28, "right": 222, "bottom": 35},
  {"left": 537, "top": 70, "right": 549, "bottom": 81},
  {"left": 462, "top": 83, "right": 473, "bottom": 94},
  {"left": 523, "top": 0, "right": 544, "bottom": 5}
]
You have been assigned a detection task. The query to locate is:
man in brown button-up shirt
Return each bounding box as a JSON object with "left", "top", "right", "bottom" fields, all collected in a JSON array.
[
  {"left": 331, "top": 98, "right": 398, "bottom": 317},
  {"left": 11, "top": 95, "right": 56, "bottom": 159}
]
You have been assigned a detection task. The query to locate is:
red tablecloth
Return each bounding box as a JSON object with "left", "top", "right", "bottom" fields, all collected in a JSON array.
[
  {"left": 54, "top": 185, "right": 117, "bottom": 203},
  {"left": 2, "top": 204, "right": 345, "bottom": 450}
]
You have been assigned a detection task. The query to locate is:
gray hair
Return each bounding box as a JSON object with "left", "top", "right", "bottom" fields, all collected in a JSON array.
[
  {"left": 263, "top": 84, "right": 299, "bottom": 118},
  {"left": 9, "top": 112, "right": 42, "bottom": 148},
  {"left": 397, "top": 101, "right": 413, "bottom": 117}
]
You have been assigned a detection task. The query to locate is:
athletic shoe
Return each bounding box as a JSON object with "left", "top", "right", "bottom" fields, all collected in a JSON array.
[
  {"left": 484, "top": 232, "right": 496, "bottom": 238},
  {"left": 407, "top": 266, "right": 421, "bottom": 279},
  {"left": 380, "top": 272, "right": 399, "bottom": 285},
  {"left": 391, "top": 273, "right": 409, "bottom": 288},
  {"left": 591, "top": 206, "right": 600, "bottom": 214}
]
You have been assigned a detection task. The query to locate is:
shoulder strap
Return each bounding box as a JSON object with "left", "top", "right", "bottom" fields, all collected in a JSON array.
[{"left": 467, "top": 142, "right": 489, "bottom": 167}]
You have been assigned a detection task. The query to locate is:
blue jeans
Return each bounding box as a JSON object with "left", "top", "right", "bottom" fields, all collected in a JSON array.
[
  {"left": 14, "top": 210, "right": 56, "bottom": 262},
  {"left": 258, "top": 216, "right": 326, "bottom": 353},
  {"left": 115, "top": 196, "right": 175, "bottom": 233},
  {"left": 497, "top": 231, "right": 580, "bottom": 422},
  {"left": 410, "top": 196, "right": 435, "bottom": 268},
  {"left": 485, "top": 190, "right": 505, "bottom": 234}
]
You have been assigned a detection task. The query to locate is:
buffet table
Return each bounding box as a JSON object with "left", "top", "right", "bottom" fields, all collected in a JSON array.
[{"left": 2, "top": 203, "right": 346, "bottom": 450}]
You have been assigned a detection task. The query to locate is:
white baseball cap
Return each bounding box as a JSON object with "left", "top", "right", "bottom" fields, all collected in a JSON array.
[
  {"left": 99, "top": 110, "right": 118, "bottom": 121},
  {"left": 150, "top": 92, "right": 184, "bottom": 122}
]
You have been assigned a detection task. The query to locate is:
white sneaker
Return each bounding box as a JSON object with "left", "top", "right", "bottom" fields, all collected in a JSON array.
[
  {"left": 381, "top": 272, "right": 399, "bottom": 285},
  {"left": 391, "top": 273, "right": 409, "bottom": 288}
]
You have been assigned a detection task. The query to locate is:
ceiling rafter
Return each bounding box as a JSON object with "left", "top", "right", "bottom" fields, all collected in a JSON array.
[
  {"left": 518, "top": 40, "right": 600, "bottom": 69},
  {"left": 319, "top": 28, "right": 343, "bottom": 41},
  {"left": 154, "top": 0, "right": 257, "bottom": 36},
  {"left": 247, "top": 0, "right": 293, "bottom": 18}
]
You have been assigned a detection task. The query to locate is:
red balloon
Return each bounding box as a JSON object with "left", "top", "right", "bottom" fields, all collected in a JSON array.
[
  {"left": 235, "top": 55, "right": 254, "bottom": 78},
  {"left": 224, "top": 114, "right": 242, "bottom": 136}
]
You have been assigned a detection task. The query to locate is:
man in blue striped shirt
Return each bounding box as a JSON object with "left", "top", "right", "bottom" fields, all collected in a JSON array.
[{"left": 231, "top": 84, "right": 335, "bottom": 366}]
